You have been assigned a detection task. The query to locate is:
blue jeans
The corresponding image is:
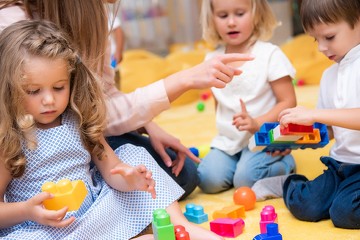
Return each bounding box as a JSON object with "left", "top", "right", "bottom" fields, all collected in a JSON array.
[
  {"left": 106, "top": 132, "right": 199, "bottom": 200},
  {"left": 197, "top": 147, "right": 295, "bottom": 193},
  {"left": 283, "top": 156, "right": 360, "bottom": 229}
]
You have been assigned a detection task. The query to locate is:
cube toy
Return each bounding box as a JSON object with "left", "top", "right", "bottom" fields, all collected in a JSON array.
[
  {"left": 174, "top": 225, "right": 190, "bottom": 240},
  {"left": 253, "top": 223, "right": 282, "bottom": 240},
  {"left": 210, "top": 218, "right": 245, "bottom": 238},
  {"left": 213, "top": 205, "right": 246, "bottom": 220},
  {"left": 41, "top": 179, "right": 87, "bottom": 211},
  {"left": 152, "top": 209, "right": 175, "bottom": 240},
  {"left": 248, "top": 122, "right": 329, "bottom": 152},
  {"left": 260, "top": 205, "right": 278, "bottom": 234},
  {"left": 183, "top": 203, "right": 208, "bottom": 224}
]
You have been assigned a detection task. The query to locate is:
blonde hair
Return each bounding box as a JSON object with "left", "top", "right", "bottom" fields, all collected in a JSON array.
[
  {"left": 0, "top": 0, "right": 115, "bottom": 73},
  {"left": 201, "top": 0, "right": 278, "bottom": 47},
  {"left": 300, "top": 0, "right": 360, "bottom": 32},
  {"left": 0, "top": 20, "right": 107, "bottom": 178}
]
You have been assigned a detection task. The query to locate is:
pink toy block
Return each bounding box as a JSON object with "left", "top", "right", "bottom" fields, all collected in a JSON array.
[
  {"left": 210, "top": 218, "right": 245, "bottom": 238},
  {"left": 280, "top": 123, "right": 313, "bottom": 135},
  {"left": 174, "top": 225, "right": 190, "bottom": 240},
  {"left": 213, "top": 205, "right": 246, "bottom": 220},
  {"left": 260, "top": 205, "right": 278, "bottom": 234}
]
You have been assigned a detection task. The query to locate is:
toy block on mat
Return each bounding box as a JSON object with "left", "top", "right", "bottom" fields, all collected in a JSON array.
[
  {"left": 210, "top": 218, "right": 245, "bottom": 238},
  {"left": 41, "top": 179, "right": 87, "bottom": 211},
  {"left": 174, "top": 225, "right": 190, "bottom": 240},
  {"left": 253, "top": 223, "right": 282, "bottom": 240},
  {"left": 213, "top": 205, "right": 246, "bottom": 220},
  {"left": 260, "top": 205, "right": 278, "bottom": 234},
  {"left": 183, "top": 203, "right": 208, "bottom": 224},
  {"left": 152, "top": 209, "right": 175, "bottom": 240},
  {"left": 249, "top": 122, "right": 329, "bottom": 152}
]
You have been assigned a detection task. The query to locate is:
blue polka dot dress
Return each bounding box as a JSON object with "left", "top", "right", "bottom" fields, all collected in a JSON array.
[{"left": 0, "top": 110, "right": 185, "bottom": 240}]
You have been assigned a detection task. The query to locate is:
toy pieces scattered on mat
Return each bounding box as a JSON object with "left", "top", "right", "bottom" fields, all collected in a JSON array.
[
  {"left": 248, "top": 122, "right": 329, "bottom": 152},
  {"left": 41, "top": 179, "right": 87, "bottom": 211}
]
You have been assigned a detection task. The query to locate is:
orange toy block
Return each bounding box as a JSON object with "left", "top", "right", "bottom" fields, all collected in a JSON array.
[
  {"left": 213, "top": 205, "right": 246, "bottom": 220},
  {"left": 296, "top": 129, "right": 321, "bottom": 144},
  {"left": 41, "top": 179, "right": 87, "bottom": 211}
]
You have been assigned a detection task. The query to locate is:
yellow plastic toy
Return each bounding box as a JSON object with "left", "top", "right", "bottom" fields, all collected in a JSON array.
[
  {"left": 213, "top": 205, "right": 246, "bottom": 220},
  {"left": 41, "top": 179, "right": 87, "bottom": 211}
]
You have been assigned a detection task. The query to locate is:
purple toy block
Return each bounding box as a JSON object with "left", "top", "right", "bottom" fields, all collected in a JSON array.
[{"left": 210, "top": 218, "right": 245, "bottom": 238}]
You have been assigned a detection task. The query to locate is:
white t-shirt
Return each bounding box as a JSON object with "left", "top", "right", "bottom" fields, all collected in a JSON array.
[
  {"left": 318, "top": 44, "right": 360, "bottom": 164},
  {"left": 206, "top": 41, "right": 295, "bottom": 155}
]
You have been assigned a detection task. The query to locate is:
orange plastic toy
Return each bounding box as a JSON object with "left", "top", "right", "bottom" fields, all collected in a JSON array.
[
  {"left": 41, "top": 179, "right": 88, "bottom": 211},
  {"left": 233, "top": 187, "right": 256, "bottom": 211}
]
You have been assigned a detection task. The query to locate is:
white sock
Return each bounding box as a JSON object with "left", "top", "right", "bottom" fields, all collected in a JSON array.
[{"left": 251, "top": 174, "right": 292, "bottom": 201}]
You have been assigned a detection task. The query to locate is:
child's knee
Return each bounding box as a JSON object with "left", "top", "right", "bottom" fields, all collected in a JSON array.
[{"left": 198, "top": 174, "right": 229, "bottom": 193}]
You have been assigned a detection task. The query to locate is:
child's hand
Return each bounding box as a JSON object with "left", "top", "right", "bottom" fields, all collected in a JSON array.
[
  {"left": 26, "top": 192, "right": 75, "bottom": 228},
  {"left": 279, "top": 106, "right": 315, "bottom": 127},
  {"left": 110, "top": 164, "right": 156, "bottom": 199},
  {"left": 266, "top": 148, "right": 292, "bottom": 157},
  {"left": 232, "top": 99, "right": 259, "bottom": 134}
]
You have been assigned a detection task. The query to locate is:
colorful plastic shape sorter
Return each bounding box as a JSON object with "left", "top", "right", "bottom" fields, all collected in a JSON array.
[
  {"left": 260, "top": 205, "right": 278, "bottom": 234},
  {"left": 248, "top": 122, "right": 329, "bottom": 152},
  {"left": 253, "top": 223, "right": 282, "bottom": 240},
  {"left": 41, "top": 179, "right": 87, "bottom": 211},
  {"left": 174, "top": 225, "right": 190, "bottom": 240},
  {"left": 210, "top": 218, "right": 245, "bottom": 238},
  {"left": 152, "top": 209, "right": 175, "bottom": 240},
  {"left": 213, "top": 205, "right": 246, "bottom": 220},
  {"left": 183, "top": 203, "right": 208, "bottom": 224}
]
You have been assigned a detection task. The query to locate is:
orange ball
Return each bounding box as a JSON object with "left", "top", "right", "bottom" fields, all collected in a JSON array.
[{"left": 233, "top": 187, "right": 256, "bottom": 210}]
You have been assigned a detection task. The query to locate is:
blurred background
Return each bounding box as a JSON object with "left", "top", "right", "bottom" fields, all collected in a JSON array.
[{"left": 117, "top": 0, "right": 303, "bottom": 55}]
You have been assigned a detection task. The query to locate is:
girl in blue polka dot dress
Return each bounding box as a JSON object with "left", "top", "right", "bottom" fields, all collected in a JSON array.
[{"left": 0, "top": 20, "right": 223, "bottom": 240}]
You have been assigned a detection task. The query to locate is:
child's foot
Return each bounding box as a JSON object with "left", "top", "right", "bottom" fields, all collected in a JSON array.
[{"left": 251, "top": 174, "right": 292, "bottom": 201}]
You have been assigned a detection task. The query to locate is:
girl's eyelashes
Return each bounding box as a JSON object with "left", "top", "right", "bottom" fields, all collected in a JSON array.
[
  {"left": 26, "top": 89, "right": 39, "bottom": 95},
  {"left": 54, "top": 86, "right": 65, "bottom": 91},
  {"left": 325, "top": 35, "right": 335, "bottom": 40}
]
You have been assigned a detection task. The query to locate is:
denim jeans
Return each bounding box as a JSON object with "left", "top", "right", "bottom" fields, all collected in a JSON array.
[
  {"left": 283, "top": 156, "right": 360, "bottom": 229},
  {"left": 106, "top": 132, "right": 199, "bottom": 200},
  {"left": 197, "top": 147, "right": 295, "bottom": 193}
]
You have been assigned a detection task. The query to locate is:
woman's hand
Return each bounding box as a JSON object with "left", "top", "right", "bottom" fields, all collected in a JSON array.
[{"left": 145, "top": 122, "right": 200, "bottom": 177}]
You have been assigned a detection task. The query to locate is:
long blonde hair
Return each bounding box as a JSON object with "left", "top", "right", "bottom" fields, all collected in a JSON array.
[
  {"left": 201, "top": 0, "right": 278, "bottom": 47},
  {"left": 0, "top": 20, "right": 107, "bottom": 177},
  {"left": 0, "top": 0, "right": 115, "bottom": 73}
]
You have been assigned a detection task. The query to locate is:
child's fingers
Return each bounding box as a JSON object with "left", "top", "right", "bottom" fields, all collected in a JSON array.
[
  {"left": 147, "top": 180, "right": 156, "bottom": 199},
  {"left": 49, "top": 216, "right": 76, "bottom": 228},
  {"left": 45, "top": 207, "right": 69, "bottom": 221}
]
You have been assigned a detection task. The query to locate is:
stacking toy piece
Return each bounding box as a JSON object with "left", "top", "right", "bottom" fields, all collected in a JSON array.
[{"left": 41, "top": 179, "right": 87, "bottom": 211}]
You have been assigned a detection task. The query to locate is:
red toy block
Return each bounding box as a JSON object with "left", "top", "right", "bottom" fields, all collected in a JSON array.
[
  {"left": 210, "top": 218, "right": 245, "bottom": 238},
  {"left": 174, "top": 225, "right": 190, "bottom": 240},
  {"left": 280, "top": 123, "right": 313, "bottom": 135},
  {"left": 260, "top": 205, "right": 278, "bottom": 234},
  {"left": 213, "top": 205, "right": 246, "bottom": 220}
]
